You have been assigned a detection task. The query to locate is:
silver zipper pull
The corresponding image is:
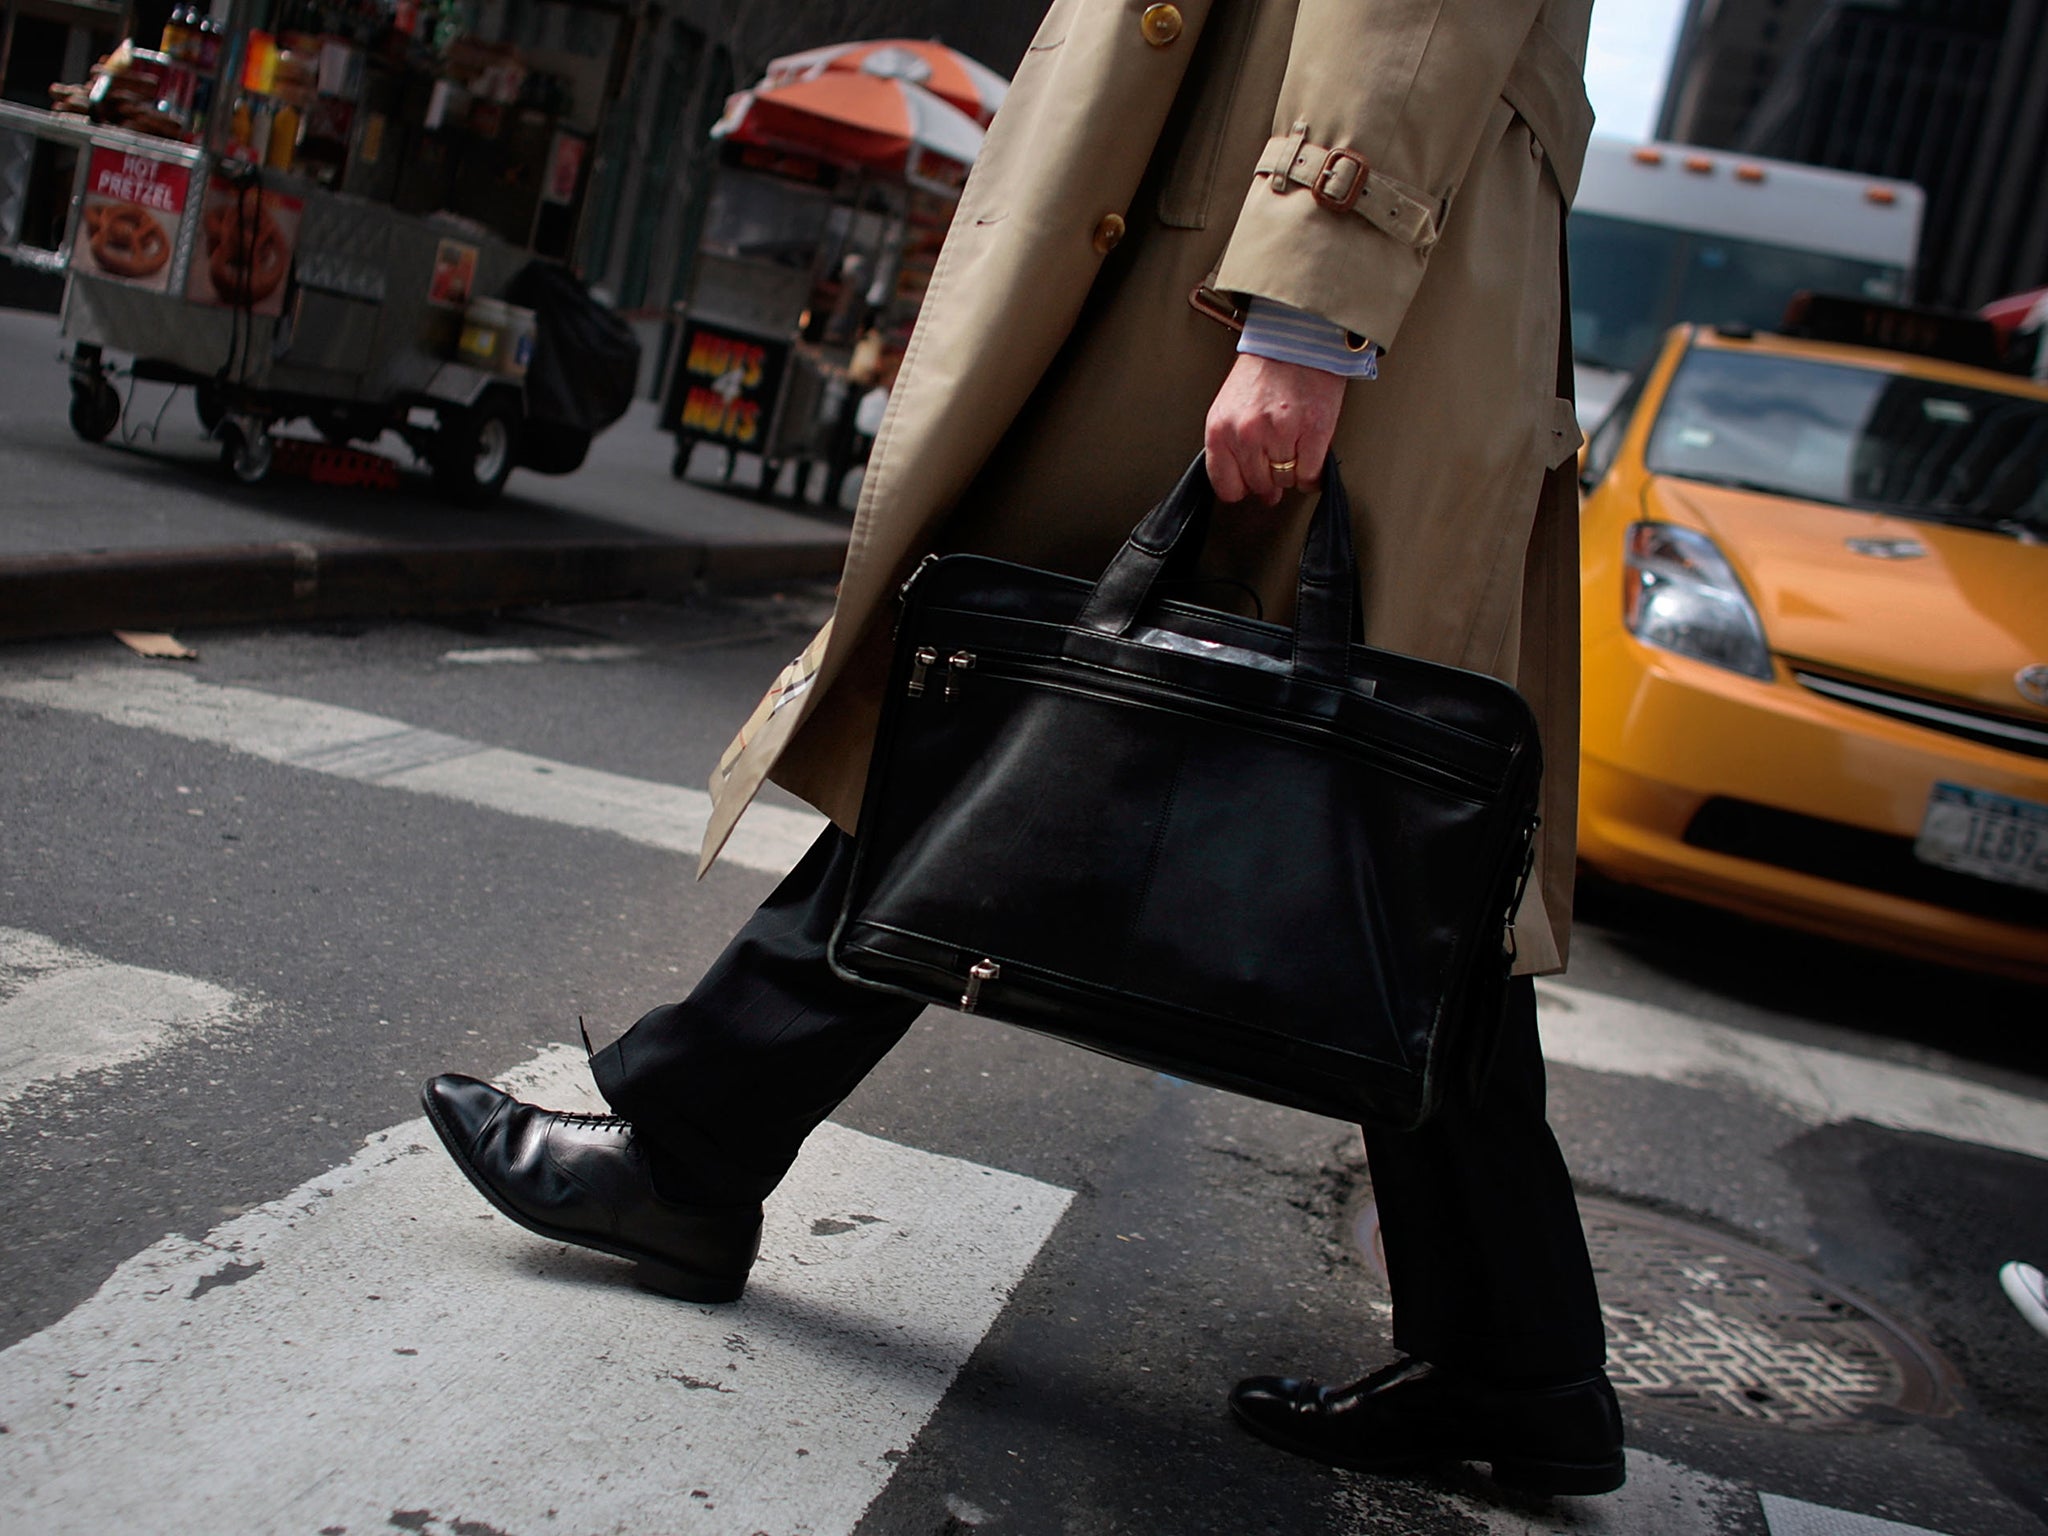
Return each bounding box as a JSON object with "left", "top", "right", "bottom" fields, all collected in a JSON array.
[
  {"left": 907, "top": 646, "right": 939, "bottom": 697},
  {"left": 944, "top": 650, "right": 976, "bottom": 702},
  {"left": 960, "top": 958, "right": 1000, "bottom": 1012}
]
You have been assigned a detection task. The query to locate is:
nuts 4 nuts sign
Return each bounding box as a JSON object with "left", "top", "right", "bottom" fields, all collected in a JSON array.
[{"left": 73, "top": 149, "right": 191, "bottom": 291}]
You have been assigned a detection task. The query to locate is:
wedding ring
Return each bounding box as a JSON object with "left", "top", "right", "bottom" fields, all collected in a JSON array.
[{"left": 1269, "top": 457, "right": 1299, "bottom": 476}]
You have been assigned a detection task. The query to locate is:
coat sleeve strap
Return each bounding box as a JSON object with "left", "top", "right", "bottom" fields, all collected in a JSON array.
[{"left": 1253, "top": 122, "right": 1444, "bottom": 250}]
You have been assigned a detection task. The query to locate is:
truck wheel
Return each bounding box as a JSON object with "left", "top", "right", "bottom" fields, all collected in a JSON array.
[
  {"left": 435, "top": 397, "right": 517, "bottom": 505},
  {"left": 69, "top": 379, "right": 121, "bottom": 443},
  {"left": 218, "top": 421, "right": 274, "bottom": 484}
]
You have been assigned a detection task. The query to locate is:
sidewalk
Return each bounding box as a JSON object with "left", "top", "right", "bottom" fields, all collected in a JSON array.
[{"left": 0, "top": 307, "right": 850, "bottom": 641}]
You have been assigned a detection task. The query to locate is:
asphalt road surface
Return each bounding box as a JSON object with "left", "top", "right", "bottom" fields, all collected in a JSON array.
[{"left": 2, "top": 600, "right": 2045, "bottom": 1536}]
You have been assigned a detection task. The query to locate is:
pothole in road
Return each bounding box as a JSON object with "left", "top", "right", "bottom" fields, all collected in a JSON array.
[{"left": 1350, "top": 1195, "right": 1959, "bottom": 1431}]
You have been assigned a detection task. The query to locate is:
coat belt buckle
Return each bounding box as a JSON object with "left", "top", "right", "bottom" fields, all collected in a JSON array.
[{"left": 1311, "top": 148, "right": 1368, "bottom": 213}]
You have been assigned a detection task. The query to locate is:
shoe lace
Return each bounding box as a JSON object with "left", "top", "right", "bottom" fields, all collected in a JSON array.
[{"left": 552, "top": 1108, "right": 630, "bottom": 1132}]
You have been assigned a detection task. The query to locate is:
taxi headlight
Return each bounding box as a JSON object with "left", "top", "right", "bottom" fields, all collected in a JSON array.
[{"left": 1622, "top": 522, "right": 1773, "bottom": 680}]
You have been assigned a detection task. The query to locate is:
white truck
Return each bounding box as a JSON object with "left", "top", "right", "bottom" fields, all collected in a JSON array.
[{"left": 1568, "top": 137, "right": 1925, "bottom": 426}]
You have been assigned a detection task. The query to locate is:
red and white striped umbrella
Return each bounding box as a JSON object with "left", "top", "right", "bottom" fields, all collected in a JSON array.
[{"left": 762, "top": 38, "right": 1009, "bottom": 126}]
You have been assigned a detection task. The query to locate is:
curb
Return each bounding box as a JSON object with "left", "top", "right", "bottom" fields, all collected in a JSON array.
[{"left": 0, "top": 536, "right": 849, "bottom": 642}]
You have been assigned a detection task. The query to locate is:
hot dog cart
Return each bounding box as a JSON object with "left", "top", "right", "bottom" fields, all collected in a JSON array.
[
  {"left": 659, "top": 41, "right": 1003, "bottom": 505},
  {"left": 5, "top": 0, "right": 636, "bottom": 503}
]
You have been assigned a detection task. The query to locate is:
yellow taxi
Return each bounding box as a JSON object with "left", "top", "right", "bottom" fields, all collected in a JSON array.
[{"left": 1576, "top": 299, "right": 2048, "bottom": 983}]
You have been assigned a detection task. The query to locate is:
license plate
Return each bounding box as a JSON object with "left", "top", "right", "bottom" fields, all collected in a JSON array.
[{"left": 1914, "top": 782, "right": 2048, "bottom": 894}]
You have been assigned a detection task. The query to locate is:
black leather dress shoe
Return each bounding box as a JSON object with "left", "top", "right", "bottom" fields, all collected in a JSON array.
[
  {"left": 1230, "top": 1358, "right": 1626, "bottom": 1496},
  {"left": 421, "top": 1074, "right": 762, "bottom": 1304}
]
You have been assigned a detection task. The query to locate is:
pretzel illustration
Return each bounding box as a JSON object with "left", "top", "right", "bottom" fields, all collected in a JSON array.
[
  {"left": 87, "top": 202, "right": 171, "bottom": 280},
  {"left": 204, "top": 195, "right": 288, "bottom": 306}
]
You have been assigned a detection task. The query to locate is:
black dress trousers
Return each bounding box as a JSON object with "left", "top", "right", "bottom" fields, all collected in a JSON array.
[{"left": 591, "top": 827, "right": 1605, "bottom": 1379}]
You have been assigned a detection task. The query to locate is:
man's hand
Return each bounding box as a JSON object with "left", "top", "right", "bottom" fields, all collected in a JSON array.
[{"left": 1204, "top": 352, "right": 1347, "bottom": 505}]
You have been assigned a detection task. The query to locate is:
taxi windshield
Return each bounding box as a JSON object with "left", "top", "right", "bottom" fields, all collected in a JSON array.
[{"left": 1644, "top": 348, "right": 2048, "bottom": 538}]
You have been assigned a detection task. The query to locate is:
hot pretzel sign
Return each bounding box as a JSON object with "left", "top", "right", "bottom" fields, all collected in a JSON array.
[
  {"left": 185, "top": 180, "right": 303, "bottom": 317},
  {"left": 72, "top": 149, "right": 191, "bottom": 292}
]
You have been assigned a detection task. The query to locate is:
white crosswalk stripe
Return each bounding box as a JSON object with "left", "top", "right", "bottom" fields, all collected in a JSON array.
[
  {"left": 0, "top": 926, "right": 256, "bottom": 1113},
  {"left": 0, "top": 1044, "right": 1072, "bottom": 1536},
  {"left": 1537, "top": 982, "right": 2048, "bottom": 1164},
  {"left": 1761, "top": 1493, "right": 1954, "bottom": 1536},
  {"left": 440, "top": 643, "right": 643, "bottom": 665},
  {"left": 0, "top": 664, "right": 826, "bottom": 875}
]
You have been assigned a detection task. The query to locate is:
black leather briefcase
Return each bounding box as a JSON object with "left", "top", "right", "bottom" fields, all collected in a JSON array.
[{"left": 829, "top": 455, "right": 1543, "bottom": 1129}]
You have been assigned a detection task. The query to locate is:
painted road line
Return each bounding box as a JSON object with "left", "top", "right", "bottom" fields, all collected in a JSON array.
[
  {"left": 0, "top": 926, "right": 254, "bottom": 1112},
  {"left": 1762, "top": 1492, "right": 1953, "bottom": 1536},
  {"left": 440, "top": 644, "right": 643, "bottom": 665},
  {"left": 1539, "top": 983, "right": 2048, "bottom": 1163},
  {"left": 1427, "top": 1462, "right": 1958, "bottom": 1536},
  {"left": 0, "top": 665, "right": 825, "bottom": 876},
  {"left": 1440, "top": 1448, "right": 1750, "bottom": 1536},
  {"left": 0, "top": 1045, "right": 1073, "bottom": 1536}
]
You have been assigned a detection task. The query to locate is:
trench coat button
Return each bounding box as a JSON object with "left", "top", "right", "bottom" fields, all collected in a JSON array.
[
  {"left": 1140, "top": 4, "right": 1184, "bottom": 46},
  {"left": 1092, "top": 212, "right": 1127, "bottom": 253}
]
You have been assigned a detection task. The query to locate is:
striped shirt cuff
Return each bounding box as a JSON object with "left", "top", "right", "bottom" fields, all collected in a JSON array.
[{"left": 1236, "top": 298, "right": 1380, "bottom": 379}]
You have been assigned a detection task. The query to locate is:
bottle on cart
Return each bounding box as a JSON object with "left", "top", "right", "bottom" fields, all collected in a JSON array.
[
  {"left": 160, "top": 4, "right": 196, "bottom": 60},
  {"left": 191, "top": 13, "right": 225, "bottom": 131},
  {"left": 268, "top": 94, "right": 301, "bottom": 170}
]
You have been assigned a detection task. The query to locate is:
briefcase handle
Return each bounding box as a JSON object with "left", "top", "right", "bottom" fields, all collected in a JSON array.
[{"left": 1074, "top": 452, "right": 1359, "bottom": 686}]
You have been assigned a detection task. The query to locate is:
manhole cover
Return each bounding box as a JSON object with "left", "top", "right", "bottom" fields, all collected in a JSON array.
[{"left": 1352, "top": 1196, "right": 1958, "bottom": 1431}]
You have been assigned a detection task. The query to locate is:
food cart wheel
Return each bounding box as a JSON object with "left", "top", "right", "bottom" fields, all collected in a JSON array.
[
  {"left": 218, "top": 420, "right": 275, "bottom": 485},
  {"left": 68, "top": 379, "right": 122, "bottom": 443},
  {"left": 434, "top": 397, "right": 518, "bottom": 505},
  {"left": 194, "top": 384, "right": 226, "bottom": 434}
]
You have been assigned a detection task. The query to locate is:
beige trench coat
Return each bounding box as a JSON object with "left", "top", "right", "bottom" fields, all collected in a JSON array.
[{"left": 702, "top": 0, "right": 1596, "bottom": 976}]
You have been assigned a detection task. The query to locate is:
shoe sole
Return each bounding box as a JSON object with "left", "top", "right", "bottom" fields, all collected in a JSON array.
[
  {"left": 1229, "top": 1400, "right": 1626, "bottom": 1497},
  {"left": 419, "top": 1084, "right": 750, "bottom": 1305},
  {"left": 1489, "top": 1454, "right": 1628, "bottom": 1497}
]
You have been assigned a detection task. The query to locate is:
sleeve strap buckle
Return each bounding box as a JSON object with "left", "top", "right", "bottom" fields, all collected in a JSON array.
[{"left": 1311, "top": 148, "right": 1369, "bottom": 213}]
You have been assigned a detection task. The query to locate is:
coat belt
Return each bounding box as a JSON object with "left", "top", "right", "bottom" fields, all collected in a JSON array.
[{"left": 1502, "top": 20, "right": 1595, "bottom": 204}]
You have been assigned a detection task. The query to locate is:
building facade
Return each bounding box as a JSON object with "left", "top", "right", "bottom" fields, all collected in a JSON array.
[{"left": 1657, "top": 0, "right": 2048, "bottom": 310}]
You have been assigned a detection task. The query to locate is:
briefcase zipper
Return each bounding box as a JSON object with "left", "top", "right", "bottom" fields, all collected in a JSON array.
[
  {"left": 960, "top": 958, "right": 1001, "bottom": 1012},
  {"left": 914, "top": 649, "right": 1517, "bottom": 798},
  {"left": 906, "top": 648, "right": 978, "bottom": 701},
  {"left": 944, "top": 651, "right": 975, "bottom": 701}
]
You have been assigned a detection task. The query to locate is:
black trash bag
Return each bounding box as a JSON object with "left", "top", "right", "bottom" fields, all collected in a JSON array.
[
  {"left": 514, "top": 418, "right": 591, "bottom": 475},
  {"left": 507, "top": 261, "right": 641, "bottom": 434}
]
